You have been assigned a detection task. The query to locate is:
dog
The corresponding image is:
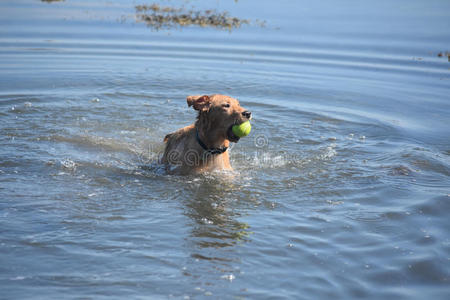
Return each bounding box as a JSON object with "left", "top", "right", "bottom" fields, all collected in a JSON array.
[{"left": 162, "top": 94, "right": 251, "bottom": 175}]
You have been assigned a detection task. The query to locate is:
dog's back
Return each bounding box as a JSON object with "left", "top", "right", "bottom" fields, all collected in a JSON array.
[{"left": 162, "top": 124, "right": 195, "bottom": 166}]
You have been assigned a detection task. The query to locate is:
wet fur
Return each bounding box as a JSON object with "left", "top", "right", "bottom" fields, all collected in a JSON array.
[{"left": 162, "top": 94, "right": 250, "bottom": 175}]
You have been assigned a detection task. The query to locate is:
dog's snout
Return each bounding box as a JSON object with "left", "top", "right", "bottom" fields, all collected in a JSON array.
[{"left": 242, "top": 110, "right": 252, "bottom": 119}]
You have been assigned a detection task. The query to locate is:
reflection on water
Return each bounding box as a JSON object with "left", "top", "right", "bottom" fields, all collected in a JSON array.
[
  {"left": 1, "top": 0, "right": 450, "bottom": 299},
  {"left": 184, "top": 177, "right": 252, "bottom": 250}
]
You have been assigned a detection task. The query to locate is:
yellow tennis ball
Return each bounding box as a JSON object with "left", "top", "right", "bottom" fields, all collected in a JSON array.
[{"left": 232, "top": 121, "right": 251, "bottom": 138}]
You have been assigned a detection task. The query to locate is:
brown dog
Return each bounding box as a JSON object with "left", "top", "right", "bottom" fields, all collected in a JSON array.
[{"left": 162, "top": 94, "right": 251, "bottom": 174}]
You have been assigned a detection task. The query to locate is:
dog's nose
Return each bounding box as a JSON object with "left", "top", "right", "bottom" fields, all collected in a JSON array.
[{"left": 242, "top": 111, "right": 252, "bottom": 119}]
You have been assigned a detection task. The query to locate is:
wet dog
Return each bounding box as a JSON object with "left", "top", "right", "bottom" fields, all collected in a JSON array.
[{"left": 162, "top": 94, "right": 251, "bottom": 175}]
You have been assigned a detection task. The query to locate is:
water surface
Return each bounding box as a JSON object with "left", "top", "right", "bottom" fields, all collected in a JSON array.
[{"left": 1, "top": 0, "right": 449, "bottom": 299}]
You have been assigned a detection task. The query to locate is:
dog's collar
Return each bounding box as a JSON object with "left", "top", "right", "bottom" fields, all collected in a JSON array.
[{"left": 196, "top": 128, "right": 228, "bottom": 155}]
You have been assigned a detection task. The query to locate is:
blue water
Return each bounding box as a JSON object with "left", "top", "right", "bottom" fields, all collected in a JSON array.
[{"left": 1, "top": 0, "right": 449, "bottom": 299}]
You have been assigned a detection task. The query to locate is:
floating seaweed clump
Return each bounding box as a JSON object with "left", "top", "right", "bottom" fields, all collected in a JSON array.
[
  {"left": 135, "top": 3, "right": 250, "bottom": 30},
  {"left": 136, "top": 4, "right": 181, "bottom": 14}
]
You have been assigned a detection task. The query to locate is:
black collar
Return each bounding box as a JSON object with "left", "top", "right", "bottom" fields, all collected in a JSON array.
[{"left": 196, "top": 128, "right": 228, "bottom": 155}]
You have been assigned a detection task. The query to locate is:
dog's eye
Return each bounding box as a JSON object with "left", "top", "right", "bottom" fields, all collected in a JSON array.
[{"left": 222, "top": 103, "right": 230, "bottom": 108}]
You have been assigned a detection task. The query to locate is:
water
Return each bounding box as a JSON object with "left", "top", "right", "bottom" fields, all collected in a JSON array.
[{"left": 1, "top": 0, "right": 449, "bottom": 298}]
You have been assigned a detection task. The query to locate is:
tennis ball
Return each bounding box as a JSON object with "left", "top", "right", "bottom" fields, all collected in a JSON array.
[{"left": 232, "top": 121, "right": 251, "bottom": 138}]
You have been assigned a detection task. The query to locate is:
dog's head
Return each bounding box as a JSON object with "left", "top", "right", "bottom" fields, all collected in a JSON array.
[{"left": 187, "top": 94, "right": 251, "bottom": 142}]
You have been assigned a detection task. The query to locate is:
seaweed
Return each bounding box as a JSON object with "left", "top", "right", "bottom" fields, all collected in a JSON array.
[{"left": 135, "top": 3, "right": 250, "bottom": 30}]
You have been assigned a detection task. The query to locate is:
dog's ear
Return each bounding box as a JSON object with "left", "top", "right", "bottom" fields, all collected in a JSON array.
[{"left": 187, "top": 95, "right": 211, "bottom": 111}]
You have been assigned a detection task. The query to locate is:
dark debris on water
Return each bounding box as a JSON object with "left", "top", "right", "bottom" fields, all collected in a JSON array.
[
  {"left": 437, "top": 51, "right": 450, "bottom": 62},
  {"left": 135, "top": 3, "right": 250, "bottom": 30}
]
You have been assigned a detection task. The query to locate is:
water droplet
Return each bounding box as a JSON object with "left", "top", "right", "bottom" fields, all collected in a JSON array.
[
  {"left": 201, "top": 218, "right": 213, "bottom": 225},
  {"left": 221, "top": 274, "right": 235, "bottom": 281},
  {"left": 61, "top": 159, "right": 76, "bottom": 170}
]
